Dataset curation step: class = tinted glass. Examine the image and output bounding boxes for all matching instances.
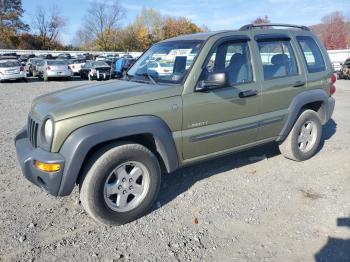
[0,61,20,67]
[258,40,298,80]
[47,60,66,66]
[92,61,109,67]
[296,36,326,73]
[128,40,203,83]
[204,41,253,85]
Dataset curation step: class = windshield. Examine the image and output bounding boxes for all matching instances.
[47,60,66,66]
[92,61,109,67]
[128,40,203,83]
[0,61,20,68]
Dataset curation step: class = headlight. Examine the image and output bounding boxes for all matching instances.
[43,118,53,144]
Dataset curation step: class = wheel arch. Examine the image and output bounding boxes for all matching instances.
[57,116,179,196]
[277,89,332,142]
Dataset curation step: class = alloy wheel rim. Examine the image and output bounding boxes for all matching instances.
[103,161,150,212]
[297,120,317,153]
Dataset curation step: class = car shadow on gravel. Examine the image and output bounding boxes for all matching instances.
[158,142,280,208]
[317,118,337,153]
[314,215,350,262]
[157,119,337,210]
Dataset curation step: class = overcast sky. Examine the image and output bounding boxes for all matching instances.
[22,0,350,44]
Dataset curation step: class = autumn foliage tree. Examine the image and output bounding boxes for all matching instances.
[0,0,28,48]
[320,12,348,50]
[162,17,202,39]
[252,16,270,24]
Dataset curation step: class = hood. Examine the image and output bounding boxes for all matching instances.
[31,80,182,121]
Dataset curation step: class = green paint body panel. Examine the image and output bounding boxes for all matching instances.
[29,28,333,167]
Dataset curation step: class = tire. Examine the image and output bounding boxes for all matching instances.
[80,143,161,226]
[278,109,322,161]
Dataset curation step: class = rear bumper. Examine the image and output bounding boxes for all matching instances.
[0,72,26,80]
[46,71,72,77]
[15,128,65,196]
[326,97,335,122]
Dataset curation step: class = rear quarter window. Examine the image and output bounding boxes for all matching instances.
[296,36,326,73]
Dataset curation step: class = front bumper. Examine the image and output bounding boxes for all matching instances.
[15,128,65,196]
[91,71,111,80]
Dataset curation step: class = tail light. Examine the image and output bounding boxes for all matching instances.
[330,74,336,96]
[47,66,51,71]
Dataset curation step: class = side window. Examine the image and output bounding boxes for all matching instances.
[296,36,326,73]
[258,40,298,80]
[204,41,253,86]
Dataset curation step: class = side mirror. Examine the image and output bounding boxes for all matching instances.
[196,73,226,92]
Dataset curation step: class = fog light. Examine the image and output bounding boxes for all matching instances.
[34,160,61,172]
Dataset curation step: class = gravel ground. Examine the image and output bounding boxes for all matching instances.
[0,77,349,262]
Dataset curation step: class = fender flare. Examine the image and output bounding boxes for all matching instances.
[277,89,333,142]
[57,116,179,196]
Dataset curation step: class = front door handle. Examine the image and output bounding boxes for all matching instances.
[293,81,306,87]
[239,89,258,98]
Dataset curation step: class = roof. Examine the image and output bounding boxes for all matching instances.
[160,30,236,42]
[160,24,310,43]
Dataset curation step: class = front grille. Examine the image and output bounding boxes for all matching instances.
[27,116,39,148]
[97,69,110,74]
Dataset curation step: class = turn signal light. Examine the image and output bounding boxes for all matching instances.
[34,160,61,172]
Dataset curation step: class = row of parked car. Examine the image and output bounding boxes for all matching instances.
[0,52,137,82]
[336,58,350,80]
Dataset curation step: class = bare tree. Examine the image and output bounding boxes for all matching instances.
[31,6,66,49]
[79,0,125,51]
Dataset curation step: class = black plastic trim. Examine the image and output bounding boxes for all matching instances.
[57,116,179,196]
[254,34,291,41]
[190,115,285,143]
[276,89,333,142]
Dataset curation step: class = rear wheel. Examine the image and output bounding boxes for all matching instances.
[278,109,322,161]
[79,143,161,225]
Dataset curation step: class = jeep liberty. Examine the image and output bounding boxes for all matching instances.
[15,24,336,225]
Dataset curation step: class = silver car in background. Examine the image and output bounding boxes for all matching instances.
[0,60,27,82]
[37,60,73,81]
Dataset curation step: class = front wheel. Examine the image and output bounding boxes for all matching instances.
[278,109,322,161]
[79,143,161,225]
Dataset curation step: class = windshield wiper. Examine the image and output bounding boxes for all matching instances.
[136,72,158,85]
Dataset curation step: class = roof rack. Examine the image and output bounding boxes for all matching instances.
[240,23,310,31]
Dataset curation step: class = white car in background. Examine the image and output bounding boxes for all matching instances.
[0,60,27,82]
[37,60,73,81]
[148,61,173,76]
[68,59,86,75]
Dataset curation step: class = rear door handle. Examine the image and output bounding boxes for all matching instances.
[239,89,258,98]
[293,81,306,87]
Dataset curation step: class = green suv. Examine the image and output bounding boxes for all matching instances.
[15,24,336,225]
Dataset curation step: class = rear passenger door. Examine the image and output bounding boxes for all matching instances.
[254,34,307,140]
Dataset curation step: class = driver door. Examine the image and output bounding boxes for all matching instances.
[182,39,260,160]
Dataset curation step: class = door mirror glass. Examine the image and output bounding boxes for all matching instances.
[196,73,226,92]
